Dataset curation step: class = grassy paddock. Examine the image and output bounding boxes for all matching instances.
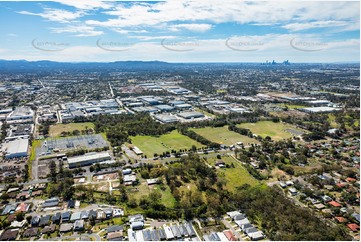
[237,121,306,141]
[190,126,259,146]
[49,122,95,137]
[131,130,204,157]
[204,155,259,191]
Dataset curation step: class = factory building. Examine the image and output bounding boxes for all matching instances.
[154,114,179,123]
[6,106,34,124]
[177,111,205,119]
[67,152,111,168]
[2,138,29,159]
[299,107,341,113]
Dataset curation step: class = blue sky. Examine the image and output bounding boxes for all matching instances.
[0,0,359,62]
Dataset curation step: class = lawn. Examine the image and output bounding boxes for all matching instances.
[190,126,259,146]
[49,122,95,137]
[130,130,204,157]
[204,155,259,191]
[126,178,176,208]
[237,121,306,141]
[277,103,308,109]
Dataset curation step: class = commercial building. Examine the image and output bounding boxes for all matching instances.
[2,138,29,159]
[299,107,341,113]
[155,104,174,112]
[154,114,179,123]
[6,106,34,123]
[139,96,161,105]
[67,152,111,168]
[177,111,205,119]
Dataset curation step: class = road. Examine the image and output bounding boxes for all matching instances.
[40,233,101,241]
[38,79,45,88]
[109,82,114,97]
[32,157,39,181]
[56,109,62,124]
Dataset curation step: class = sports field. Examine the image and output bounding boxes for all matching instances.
[131,130,204,157]
[204,155,259,191]
[49,122,95,137]
[190,126,259,146]
[237,121,306,141]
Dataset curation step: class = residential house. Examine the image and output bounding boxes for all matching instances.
[31,216,41,227]
[39,215,51,227]
[61,211,71,223]
[59,223,73,233]
[0,229,19,241]
[74,220,84,231]
[23,228,39,238]
[52,212,61,224]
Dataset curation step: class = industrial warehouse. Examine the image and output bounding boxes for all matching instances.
[67,151,111,168]
[1,138,29,159]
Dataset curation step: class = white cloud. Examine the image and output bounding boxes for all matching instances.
[51,25,103,36]
[1,34,359,63]
[169,24,213,32]
[17,8,85,23]
[53,0,113,10]
[86,0,359,30]
[282,21,350,31]
[129,35,178,41]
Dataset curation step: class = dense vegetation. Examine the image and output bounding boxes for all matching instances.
[233,185,352,241]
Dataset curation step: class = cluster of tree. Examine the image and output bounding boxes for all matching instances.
[232,185,352,241]
[91,113,175,146]
[0,121,8,142]
[89,161,125,173]
[38,120,56,136]
[228,124,253,137]
[59,128,92,137]
[47,160,74,200]
[180,129,220,149]
[65,146,109,157]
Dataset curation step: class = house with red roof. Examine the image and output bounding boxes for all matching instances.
[346,177,357,183]
[223,230,236,241]
[334,216,347,223]
[328,201,342,207]
[15,203,30,213]
[347,223,360,232]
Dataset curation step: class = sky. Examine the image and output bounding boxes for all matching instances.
[0,0,359,63]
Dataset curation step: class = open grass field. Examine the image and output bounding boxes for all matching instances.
[190,126,259,146]
[131,130,204,157]
[126,178,176,208]
[277,103,308,109]
[237,121,306,141]
[49,122,95,137]
[204,155,259,191]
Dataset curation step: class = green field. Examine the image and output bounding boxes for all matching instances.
[277,103,308,109]
[127,179,176,208]
[204,155,259,191]
[49,122,95,137]
[190,126,259,146]
[131,130,204,157]
[237,121,306,141]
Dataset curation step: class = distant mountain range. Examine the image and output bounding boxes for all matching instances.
[0,60,178,72]
[0,60,358,73]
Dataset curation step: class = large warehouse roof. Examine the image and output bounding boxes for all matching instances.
[299,107,341,113]
[2,138,29,158]
[67,152,111,165]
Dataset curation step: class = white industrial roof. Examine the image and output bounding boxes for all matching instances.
[2,138,29,156]
[67,152,110,164]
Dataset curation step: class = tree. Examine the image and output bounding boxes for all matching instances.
[16,212,25,222]
[49,160,57,182]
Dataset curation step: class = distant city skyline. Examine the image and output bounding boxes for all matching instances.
[0,0,359,62]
